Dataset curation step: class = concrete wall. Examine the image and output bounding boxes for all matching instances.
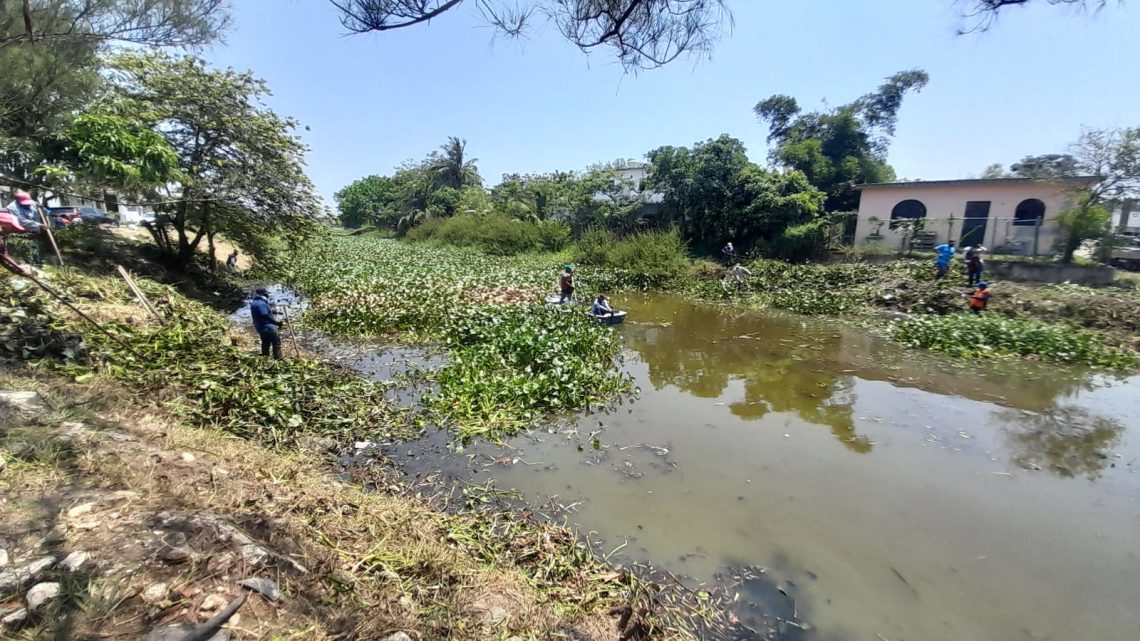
[854,180,1085,256]
[984,261,1117,287]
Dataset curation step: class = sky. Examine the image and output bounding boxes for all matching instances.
[204,0,1140,206]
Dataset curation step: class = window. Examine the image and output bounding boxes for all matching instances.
[890,199,927,228]
[1014,198,1046,227]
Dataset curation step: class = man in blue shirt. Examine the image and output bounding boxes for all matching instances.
[249,288,282,359]
[934,240,956,279]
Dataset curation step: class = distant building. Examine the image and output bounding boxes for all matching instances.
[853,177,1097,256]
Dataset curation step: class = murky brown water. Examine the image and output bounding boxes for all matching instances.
[387,293,1140,641]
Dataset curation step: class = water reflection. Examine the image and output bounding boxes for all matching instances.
[621,297,867,452]
[1000,406,1126,479]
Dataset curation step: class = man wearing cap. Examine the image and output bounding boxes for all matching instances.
[249,288,282,359]
[558,264,575,303]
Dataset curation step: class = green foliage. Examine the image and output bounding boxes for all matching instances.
[766,218,830,262]
[573,228,689,288]
[38,110,182,191]
[433,305,629,440]
[106,51,320,266]
[279,237,631,438]
[1057,198,1111,263]
[646,136,826,251]
[335,174,400,228]
[427,137,482,190]
[891,314,1135,369]
[406,213,569,255]
[755,70,928,211]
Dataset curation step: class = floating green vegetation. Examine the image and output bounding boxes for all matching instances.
[890,314,1136,369]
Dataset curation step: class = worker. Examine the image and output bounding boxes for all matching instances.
[592,294,615,317]
[721,241,737,264]
[964,245,986,286]
[934,240,956,279]
[249,287,282,359]
[558,264,575,303]
[728,263,751,288]
[226,249,240,273]
[965,281,991,314]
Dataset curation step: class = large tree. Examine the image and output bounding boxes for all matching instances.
[0,0,229,48]
[0,0,229,200]
[755,70,929,212]
[647,135,825,250]
[107,52,320,267]
[960,0,1112,31]
[428,136,481,190]
[1010,153,1082,178]
[330,0,731,70]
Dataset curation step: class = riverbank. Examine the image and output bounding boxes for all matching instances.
[0,241,709,640]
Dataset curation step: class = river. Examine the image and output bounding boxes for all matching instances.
[239,289,1140,640]
[382,293,1140,641]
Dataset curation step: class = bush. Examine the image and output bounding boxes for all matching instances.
[574,228,689,288]
[406,213,569,255]
[890,313,1136,369]
[766,218,830,262]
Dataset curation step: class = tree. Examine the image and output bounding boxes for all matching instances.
[107,52,320,267]
[0,0,230,48]
[335,174,400,228]
[330,0,731,71]
[647,135,825,250]
[980,163,1011,178]
[755,70,928,212]
[1010,153,1081,178]
[428,137,481,190]
[0,0,228,202]
[1056,196,1110,263]
[960,1,1112,32]
[1069,127,1140,205]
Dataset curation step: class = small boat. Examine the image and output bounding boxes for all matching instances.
[594,311,627,326]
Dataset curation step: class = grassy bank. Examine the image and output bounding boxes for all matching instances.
[0,246,709,640]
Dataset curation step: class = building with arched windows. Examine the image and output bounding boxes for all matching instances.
[853,177,1098,256]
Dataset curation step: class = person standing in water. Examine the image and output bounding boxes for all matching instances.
[558,264,575,303]
[249,288,282,359]
[934,240,956,279]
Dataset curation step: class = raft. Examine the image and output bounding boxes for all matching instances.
[594,311,627,326]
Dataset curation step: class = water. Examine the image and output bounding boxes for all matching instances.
[387,293,1140,641]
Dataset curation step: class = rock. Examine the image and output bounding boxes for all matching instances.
[239,577,281,602]
[383,633,414,641]
[25,582,61,611]
[147,623,232,641]
[0,556,57,596]
[66,501,98,519]
[141,582,169,604]
[207,552,235,573]
[199,593,229,613]
[44,525,67,544]
[9,442,34,460]
[0,549,7,570]
[1,607,27,627]
[0,391,46,414]
[180,452,195,463]
[297,435,338,454]
[379,570,400,582]
[239,544,269,567]
[61,551,89,572]
[159,545,192,564]
[0,455,6,474]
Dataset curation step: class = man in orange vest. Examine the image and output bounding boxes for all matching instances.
[965,281,991,314]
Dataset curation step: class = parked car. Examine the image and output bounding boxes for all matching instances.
[48,205,118,226]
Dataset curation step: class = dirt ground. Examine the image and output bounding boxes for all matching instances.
[113,226,255,272]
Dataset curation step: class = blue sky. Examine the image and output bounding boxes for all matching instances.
[207,0,1140,205]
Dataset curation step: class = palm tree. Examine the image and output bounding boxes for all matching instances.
[430,137,482,190]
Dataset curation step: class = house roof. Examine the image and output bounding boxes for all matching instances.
[856,176,1100,190]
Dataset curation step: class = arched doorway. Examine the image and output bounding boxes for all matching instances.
[890,199,927,228]
[1014,198,1046,226]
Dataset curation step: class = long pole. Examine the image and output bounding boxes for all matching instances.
[36,205,64,266]
[281,304,301,357]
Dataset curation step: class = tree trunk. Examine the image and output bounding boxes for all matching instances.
[1062,234,1080,264]
[207,229,217,272]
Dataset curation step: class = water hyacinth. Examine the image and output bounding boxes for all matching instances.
[890,314,1136,369]
[278,236,633,438]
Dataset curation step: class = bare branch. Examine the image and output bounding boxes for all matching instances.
[957,0,1112,34]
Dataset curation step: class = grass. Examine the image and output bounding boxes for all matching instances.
[1,372,692,641]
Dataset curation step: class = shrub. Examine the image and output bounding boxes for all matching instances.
[890,313,1136,369]
[574,228,689,288]
[766,218,830,262]
[406,213,569,255]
